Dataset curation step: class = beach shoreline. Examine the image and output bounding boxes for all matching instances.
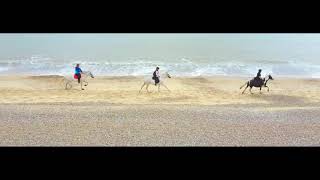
[0,75,319,105]
[0,75,319,146]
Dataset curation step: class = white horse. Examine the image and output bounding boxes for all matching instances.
[139,71,171,93]
[63,71,95,90]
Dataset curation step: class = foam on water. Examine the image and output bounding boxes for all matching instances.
[0,56,319,78]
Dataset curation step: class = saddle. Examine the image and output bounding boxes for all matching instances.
[253,77,261,81]
[252,77,264,86]
[74,74,80,79]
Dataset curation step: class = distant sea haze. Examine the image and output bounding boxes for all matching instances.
[1,34,320,78]
[0,55,320,78]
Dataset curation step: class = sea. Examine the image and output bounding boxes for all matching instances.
[0,55,319,78]
[0,34,320,78]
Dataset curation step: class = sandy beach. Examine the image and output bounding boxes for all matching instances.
[0,75,320,146]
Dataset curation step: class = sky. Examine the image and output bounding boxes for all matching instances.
[0,33,320,63]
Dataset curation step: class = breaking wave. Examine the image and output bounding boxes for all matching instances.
[0,56,319,78]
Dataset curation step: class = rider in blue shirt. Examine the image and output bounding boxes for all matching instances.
[75,64,82,83]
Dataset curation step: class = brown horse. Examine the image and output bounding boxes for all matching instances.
[240,74,274,94]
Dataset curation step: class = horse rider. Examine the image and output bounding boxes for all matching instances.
[254,69,262,81]
[74,64,83,83]
[152,67,160,86]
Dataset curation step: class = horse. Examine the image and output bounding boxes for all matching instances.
[139,71,172,93]
[240,74,274,94]
[63,71,95,90]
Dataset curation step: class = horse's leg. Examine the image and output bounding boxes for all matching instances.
[266,86,269,92]
[158,83,160,92]
[242,84,249,94]
[240,81,248,89]
[260,87,262,94]
[161,83,170,92]
[249,86,253,94]
[139,83,145,93]
[146,84,150,93]
[84,80,88,86]
[81,81,84,90]
[65,81,72,90]
[65,82,69,90]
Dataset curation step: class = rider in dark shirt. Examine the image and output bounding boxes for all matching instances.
[152,67,160,86]
[255,69,262,81]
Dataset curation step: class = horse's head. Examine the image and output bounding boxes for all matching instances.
[263,74,273,86]
[84,71,94,78]
[89,72,95,78]
[268,74,274,80]
[165,71,171,78]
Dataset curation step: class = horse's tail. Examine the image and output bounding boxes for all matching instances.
[240,81,248,89]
